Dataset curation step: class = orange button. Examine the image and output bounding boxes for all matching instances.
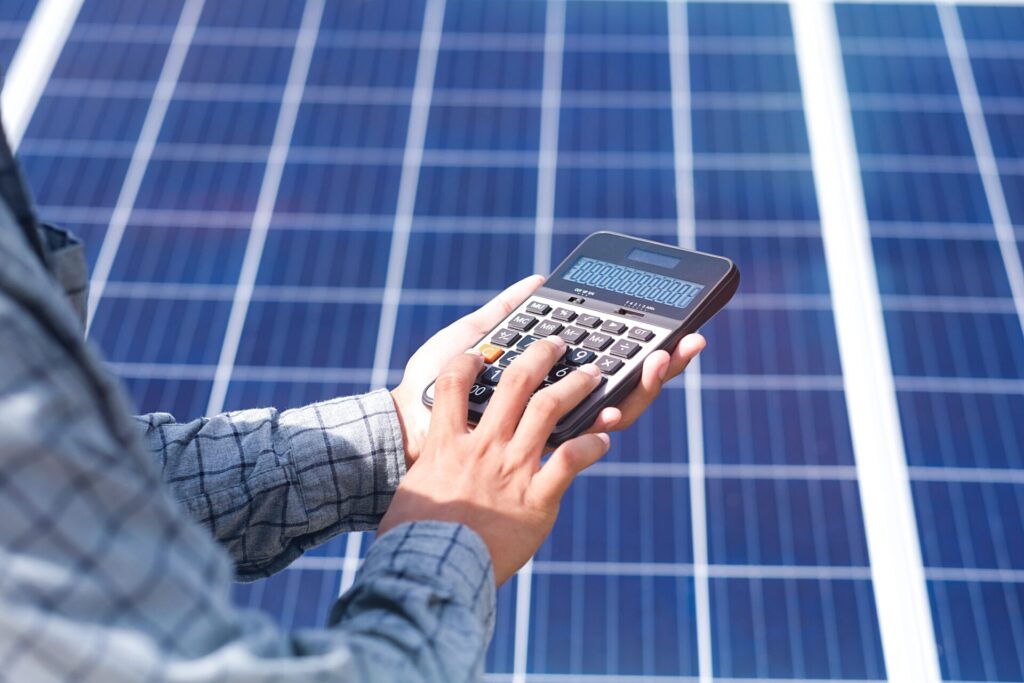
[478,343,504,364]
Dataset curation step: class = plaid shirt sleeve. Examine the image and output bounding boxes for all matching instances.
[134,389,408,580]
[0,164,497,680]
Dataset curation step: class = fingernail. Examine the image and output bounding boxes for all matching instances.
[596,433,611,449]
[579,363,601,378]
[544,335,566,351]
[658,363,669,381]
[465,347,483,357]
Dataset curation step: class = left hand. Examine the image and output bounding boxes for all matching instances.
[389,274,707,469]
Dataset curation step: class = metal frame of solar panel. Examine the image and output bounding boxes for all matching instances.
[4,0,1024,681]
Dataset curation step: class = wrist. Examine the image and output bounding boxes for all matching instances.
[389,387,417,470]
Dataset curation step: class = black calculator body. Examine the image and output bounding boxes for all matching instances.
[422,232,740,447]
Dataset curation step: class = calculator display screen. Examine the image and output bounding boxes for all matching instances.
[562,256,705,309]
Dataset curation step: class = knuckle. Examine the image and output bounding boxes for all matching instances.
[435,369,467,393]
[500,366,535,392]
[529,390,562,415]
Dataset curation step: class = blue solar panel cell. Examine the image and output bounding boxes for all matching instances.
[555,167,675,219]
[51,38,171,82]
[834,3,943,40]
[120,377,212,421]
[307,46,420,88]
[538,475,693,564]
[257,229,391,288]
[0,0,36,22]
[25,94,150,143]
[180,44,295,87]
[999,172,1024,225]
[873,237,1013,298]
[703,389,856,467]
[692,107,809,155]
[565,0,667,37]
[559,106,673,153]
[985,111,1024,159]
[915,480,1024,570]
[388,304,476,370]
[415,165,537,217]
[959,5,1024,42]
[687,2,792,39]
[706,478,869,566]
[861,170,992,225]
[697,235,830,295]
[601,386,687,464]
[690,52,801,95]
[968,56,1024,99]
[75,0,184,27]
[223,381,371,414]
[434,48,544,91]
[403,232,533,289]
[319,0,425,33]
[89,297,231,364]
[562,49,672,93]
[293,102,411,149]
[899,391,1024,470]
[110,225,248,284]
[160,100,281,146]
[486,582,519,674]
[530,574,699,676]
[710,578,885,679]
[19,153,131,209]
[851,108,974,158]
[197,0,305,30]
[444,0,546,35]
[233,568,341,631]
[275,162,402,215]
[929,579,1024,683]
[135,159,266,212]
[694,169,818,221]
[235,301,381,369]
[426,104,540,151]
[885,310,1024,379]
[703,307,843,376]
[843,53,958,97]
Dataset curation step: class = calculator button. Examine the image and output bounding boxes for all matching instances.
[576,314,602,328]
[515,335,539,351]
[628,327,655,342]
[551,307,577,322]
[566,348,597,366]
[582,332,613,352]
[600,320,628,335]
[490,328,521,347]
[596,356,624,375]
[480,366,504,385]
[559,326,588,344]
[609,339,641,359]
[547,364,573,383]
[534,320,564,337]
[526,301,551,315]
[478,344,504,363]
[468,383,493,404]
[498,351,521,366]
[508,314,538,332]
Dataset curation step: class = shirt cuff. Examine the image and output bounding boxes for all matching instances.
[358,521,497,638]
[289,389,407,533]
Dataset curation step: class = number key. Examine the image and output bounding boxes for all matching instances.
[508,314,538,332]
[547,364,573,383]
[480,366,504,385]
[516,335,540,351]
[566,348,597,366]
[498,351,521,366]
[468,383,493,404]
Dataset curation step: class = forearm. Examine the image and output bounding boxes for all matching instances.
[136,389,407,579]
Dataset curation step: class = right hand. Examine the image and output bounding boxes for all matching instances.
[378,335,611,585]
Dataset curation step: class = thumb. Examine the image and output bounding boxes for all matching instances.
[529,433,611,508]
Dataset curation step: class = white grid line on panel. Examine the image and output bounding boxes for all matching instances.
[1,0,83,151]
[515,3,566,681]
[346,0,446,596]
[937,4,1024,352]
[206,0,326,416]
[791,2,942,681]
[667,3,712,682]
[84,0,206,331]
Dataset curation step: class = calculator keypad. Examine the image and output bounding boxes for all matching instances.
[448,297,666,429]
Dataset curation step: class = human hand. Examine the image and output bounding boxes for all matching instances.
[379,335,610,585]
[389,275,707,468]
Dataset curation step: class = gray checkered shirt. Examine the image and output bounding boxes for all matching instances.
[0,125,495,682]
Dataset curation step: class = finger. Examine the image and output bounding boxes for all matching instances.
[512,363,603,454]
[587,406,623,433]
[430,350,484,435]
[613,334,706,428]
[465,274,545,335]
[529,433,611,508]
[477,335,565,437]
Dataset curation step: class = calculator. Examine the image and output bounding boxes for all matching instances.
[422,232,740,447]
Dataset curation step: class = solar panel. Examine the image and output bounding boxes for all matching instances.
[5,0,1024,680]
